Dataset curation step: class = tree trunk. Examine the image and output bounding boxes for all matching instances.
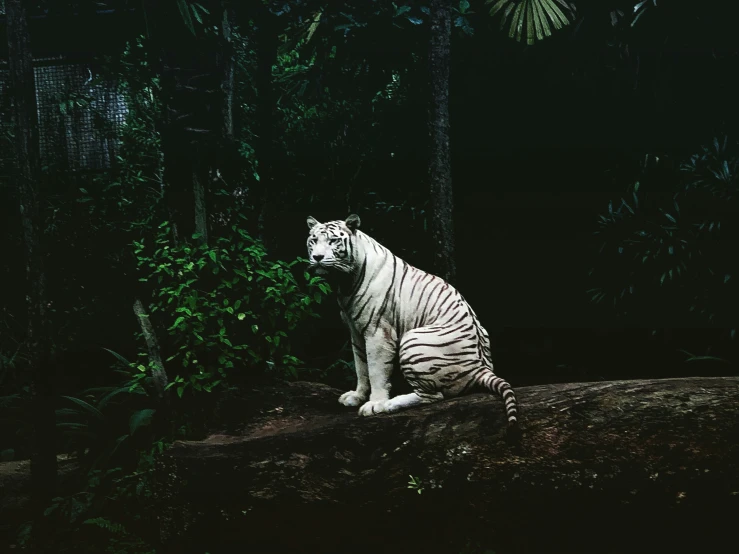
[148,1,235,247]
[218,1,235,147]
[209,1,237,229]
[6,0,57,511]
[154,377,739,554]
[253,5,277,246]
[428,0,456,284]
[193,150,209,243]
[146,0,222,246]
[132,299,169,399]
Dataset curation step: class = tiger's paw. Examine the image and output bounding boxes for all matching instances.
[339,390,369,407]
[358,399,390,417]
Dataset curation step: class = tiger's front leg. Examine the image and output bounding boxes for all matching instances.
[357,329,397,417]
[338,313,370,407]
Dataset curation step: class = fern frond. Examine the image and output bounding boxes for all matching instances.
[486,0,576,45]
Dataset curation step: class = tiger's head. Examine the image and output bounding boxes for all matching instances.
[306,214,361,276]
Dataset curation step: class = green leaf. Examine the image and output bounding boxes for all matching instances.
[191,4,203,23]
[395,4,412,16]
[55,408,83,417]
[129,409,156,435]
[61,396,105,421]
[545,0,569,29]
[531,0,548,40]
[98,387,134,410]
[525,0,536,44]
[509,1,524,39]
[56,422,90,430]
[487,0,509,17]
[169,316,186,330]
[101,347,132,367]
[177,0,196,35]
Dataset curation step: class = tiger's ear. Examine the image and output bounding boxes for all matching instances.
[307,216,320,230]
[345,214,361,233]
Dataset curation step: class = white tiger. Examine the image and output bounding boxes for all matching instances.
[306,214,518,428]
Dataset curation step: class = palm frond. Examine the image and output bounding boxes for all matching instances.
[632,0,658,28]
[486,0,576,45]
[305,10,323,44]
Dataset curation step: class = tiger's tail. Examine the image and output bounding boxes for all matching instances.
[478,371,519,428]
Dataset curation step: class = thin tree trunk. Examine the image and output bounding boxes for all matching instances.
[428,0,456,284]
[210,0,237,226]
[146,0,202,245]
[193,151,209,243]
[6,0,57,510]
[147,0,238,246]
[132,299,169,399]
[254,6,277,246]
[219,2,235,146]
[132,297,171,444]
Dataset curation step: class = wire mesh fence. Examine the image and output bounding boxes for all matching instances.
[0,56,129,175]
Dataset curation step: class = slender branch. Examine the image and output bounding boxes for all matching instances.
[133,298,169,399]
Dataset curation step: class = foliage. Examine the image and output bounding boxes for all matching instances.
[53,348,155,470]
[133,217,329,396]
[85,35,164,235]
[18,453,161,554]
[486,0,575,44]
[15,344,165,553]
[270,7,420,167]
[33,35,165,358]
[408,474,424,494]
[175,0,211,36]
[588,136,739,330]
[7,19,331,552]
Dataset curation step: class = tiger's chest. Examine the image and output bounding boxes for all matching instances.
[338,280,409,336]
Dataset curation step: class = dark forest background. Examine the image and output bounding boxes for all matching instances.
[1,0,738,552]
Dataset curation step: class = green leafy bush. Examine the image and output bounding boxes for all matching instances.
[133,218,329,397]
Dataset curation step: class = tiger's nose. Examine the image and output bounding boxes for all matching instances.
[313,254,324,262]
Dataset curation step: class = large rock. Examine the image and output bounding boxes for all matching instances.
[155,377,739,554]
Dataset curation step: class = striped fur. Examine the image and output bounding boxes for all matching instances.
[306,214,518,427]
